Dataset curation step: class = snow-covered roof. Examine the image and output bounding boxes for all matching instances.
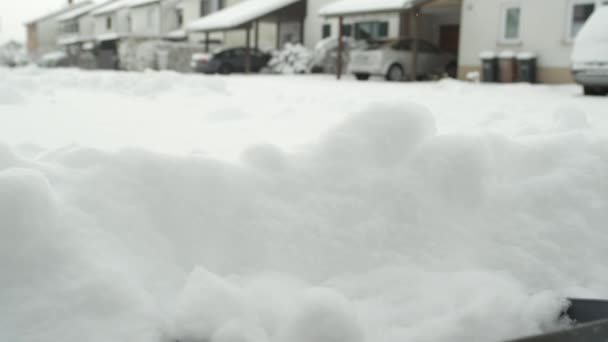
[319,0,421,17]
[166,29,187,39]
[129,0,160,8]
[91,0,130,16]
[56,3,100,22]
[57,35,81,46]
[96,32,121,41]
[25,1,93,24]
[187,0,301,32]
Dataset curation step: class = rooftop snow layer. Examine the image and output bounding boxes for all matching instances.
[25,1,93,24]
[56,2,101,21]
[319,0,420,17]
[91,0,130,16]
[187,0,300,32]
[129,0,160,8]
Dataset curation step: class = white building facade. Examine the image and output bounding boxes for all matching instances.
[458,0,608,83]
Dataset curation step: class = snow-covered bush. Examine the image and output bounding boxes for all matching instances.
[0,41,28,67]
[266,43,313,74]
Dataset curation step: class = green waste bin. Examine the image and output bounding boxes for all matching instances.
[480,51,498,82]
[516,52,538,83]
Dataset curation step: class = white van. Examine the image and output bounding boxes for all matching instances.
[572,6,608,96]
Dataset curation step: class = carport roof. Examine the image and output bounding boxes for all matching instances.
[187,0,300,32]
[319,0,427,17]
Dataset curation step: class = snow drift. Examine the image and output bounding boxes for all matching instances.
[1,68,608,342]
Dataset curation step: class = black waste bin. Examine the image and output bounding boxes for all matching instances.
[480,51,498,82]
[516,52,537,83]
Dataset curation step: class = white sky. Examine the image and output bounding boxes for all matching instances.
[0,0,93,43]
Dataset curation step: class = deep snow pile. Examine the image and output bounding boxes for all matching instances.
[266,43,313,74]
[1,68,608,342]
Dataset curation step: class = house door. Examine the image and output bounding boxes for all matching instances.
[439,25,460,53]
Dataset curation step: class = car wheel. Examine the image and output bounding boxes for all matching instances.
[583,86,606,96]
[386,64,404,82]
[218,64,232,75]
[355,73,370,81]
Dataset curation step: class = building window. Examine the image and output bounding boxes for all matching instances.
[342,24,352,37]
[218,0,225,10]
[569,1,595,39]
[322,24,331,38]
[106,16,112,30]
[176,9,184,27]
[200,0,211,16]
[500,3,521,43]
[354,21,389,40]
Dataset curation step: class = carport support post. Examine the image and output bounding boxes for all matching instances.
[205,31,210,52]
[254,20,260,50]
[410,7,419,81]
[245,25,251,73]
[337,16,344,80]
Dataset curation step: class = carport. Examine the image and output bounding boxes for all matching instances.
[319,0,461,80]
[186,0,306,73]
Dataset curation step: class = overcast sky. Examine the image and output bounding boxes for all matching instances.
[0,0,95,43]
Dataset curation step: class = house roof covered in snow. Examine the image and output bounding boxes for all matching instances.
[56,2,103,22]
[129,0,161,8]
[187,0,301,32]
[319,0,425,17]
[25,1,93,25]
[91,0,130,16]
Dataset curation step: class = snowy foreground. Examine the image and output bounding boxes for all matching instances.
[1,67,608,342]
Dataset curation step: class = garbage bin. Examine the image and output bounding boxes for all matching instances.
[498,50,516,83]
[480,51,498,82]
[516,52,537,83]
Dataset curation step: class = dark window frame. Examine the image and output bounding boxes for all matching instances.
[322,24,331,38]
[354,21,390,40]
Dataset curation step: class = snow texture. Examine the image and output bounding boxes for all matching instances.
[92,0,130,16]
[1,68,608,342]
[56,2,99,22]
[266,43,313,74]
[187,0,300,32]
[319,0,417,17]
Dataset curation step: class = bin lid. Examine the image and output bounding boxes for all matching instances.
[479,51,496,59]
[498,50,516,59]
[516,52,537,60]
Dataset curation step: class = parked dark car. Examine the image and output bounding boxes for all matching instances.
[191,47,271,74]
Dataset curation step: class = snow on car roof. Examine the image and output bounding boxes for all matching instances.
[187,0,300,32]
[319,0,421,17]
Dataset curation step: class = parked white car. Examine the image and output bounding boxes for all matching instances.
[572,6,608,96]
[349,39,456,81]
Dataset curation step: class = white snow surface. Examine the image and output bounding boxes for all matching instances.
[2,67,608,342]
[187,0,300,32]
[319,0,417,17]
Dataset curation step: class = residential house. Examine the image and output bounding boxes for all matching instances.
[185,0,309,51]
[91,0,133,68]
[57,1,116,66]
[318,0,463,58]
[458,0,608,83]
[25,1,92,60]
